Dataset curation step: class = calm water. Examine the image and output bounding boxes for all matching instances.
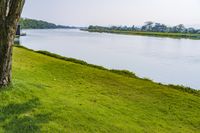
[20,29,200,90]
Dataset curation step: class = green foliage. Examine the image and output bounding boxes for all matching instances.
[109,69,137,78]
[0,47,199,132]
[167,84,200,96]
[19,18,72,29]
[88,23,200,34]
[86,28,200,39]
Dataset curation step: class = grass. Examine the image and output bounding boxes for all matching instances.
[0,46,199,133]
[86,29,200,39]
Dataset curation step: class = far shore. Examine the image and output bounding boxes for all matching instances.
[85,29,200,40]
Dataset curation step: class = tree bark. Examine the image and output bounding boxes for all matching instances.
[0,26,14,86]
[0,0,25,87]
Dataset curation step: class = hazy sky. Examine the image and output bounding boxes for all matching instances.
[22,0,200,27]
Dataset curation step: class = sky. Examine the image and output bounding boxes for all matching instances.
[22,0,200,28]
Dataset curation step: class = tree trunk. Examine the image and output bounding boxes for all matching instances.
[0,0,25,87]
[0,27,15,87]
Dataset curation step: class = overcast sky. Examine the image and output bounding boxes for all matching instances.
[22,0,200,27]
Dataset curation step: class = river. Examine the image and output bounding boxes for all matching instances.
[19,29,200,90]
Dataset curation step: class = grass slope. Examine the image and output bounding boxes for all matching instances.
[0,47,199,133]
[86,29,200,39]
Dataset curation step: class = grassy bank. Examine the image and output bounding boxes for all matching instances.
[0,46,199,132]
[86,29,200,39]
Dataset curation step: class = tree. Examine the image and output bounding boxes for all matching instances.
[0,0,25,87]
[131,25,135,30]
[145,21,154,26]
[152,23,167,32]
[171,24,186,33]
[187,28,195,33]
[142,21,154,31]
[177,24,186,33]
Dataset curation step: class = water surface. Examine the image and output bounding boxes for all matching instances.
[20,29,200,89]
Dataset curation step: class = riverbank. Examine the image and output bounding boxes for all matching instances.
[0,46,199,132]
[85,29,200,39]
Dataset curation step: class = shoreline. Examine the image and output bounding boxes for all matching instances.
[14,44,200,95]
[84,29,200,40]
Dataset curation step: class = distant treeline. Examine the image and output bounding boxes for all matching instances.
[88,22,200,34]
[19,18,75,29]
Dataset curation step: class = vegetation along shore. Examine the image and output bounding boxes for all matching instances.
[19,18,76,29]
[86,23,200,39]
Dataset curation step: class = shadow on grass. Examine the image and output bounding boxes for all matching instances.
[0,98,51,133]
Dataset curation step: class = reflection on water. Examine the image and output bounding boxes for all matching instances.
[20,29,200,89]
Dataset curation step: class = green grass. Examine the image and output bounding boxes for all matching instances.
[0,47,199,133]
[86,29,200,39]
